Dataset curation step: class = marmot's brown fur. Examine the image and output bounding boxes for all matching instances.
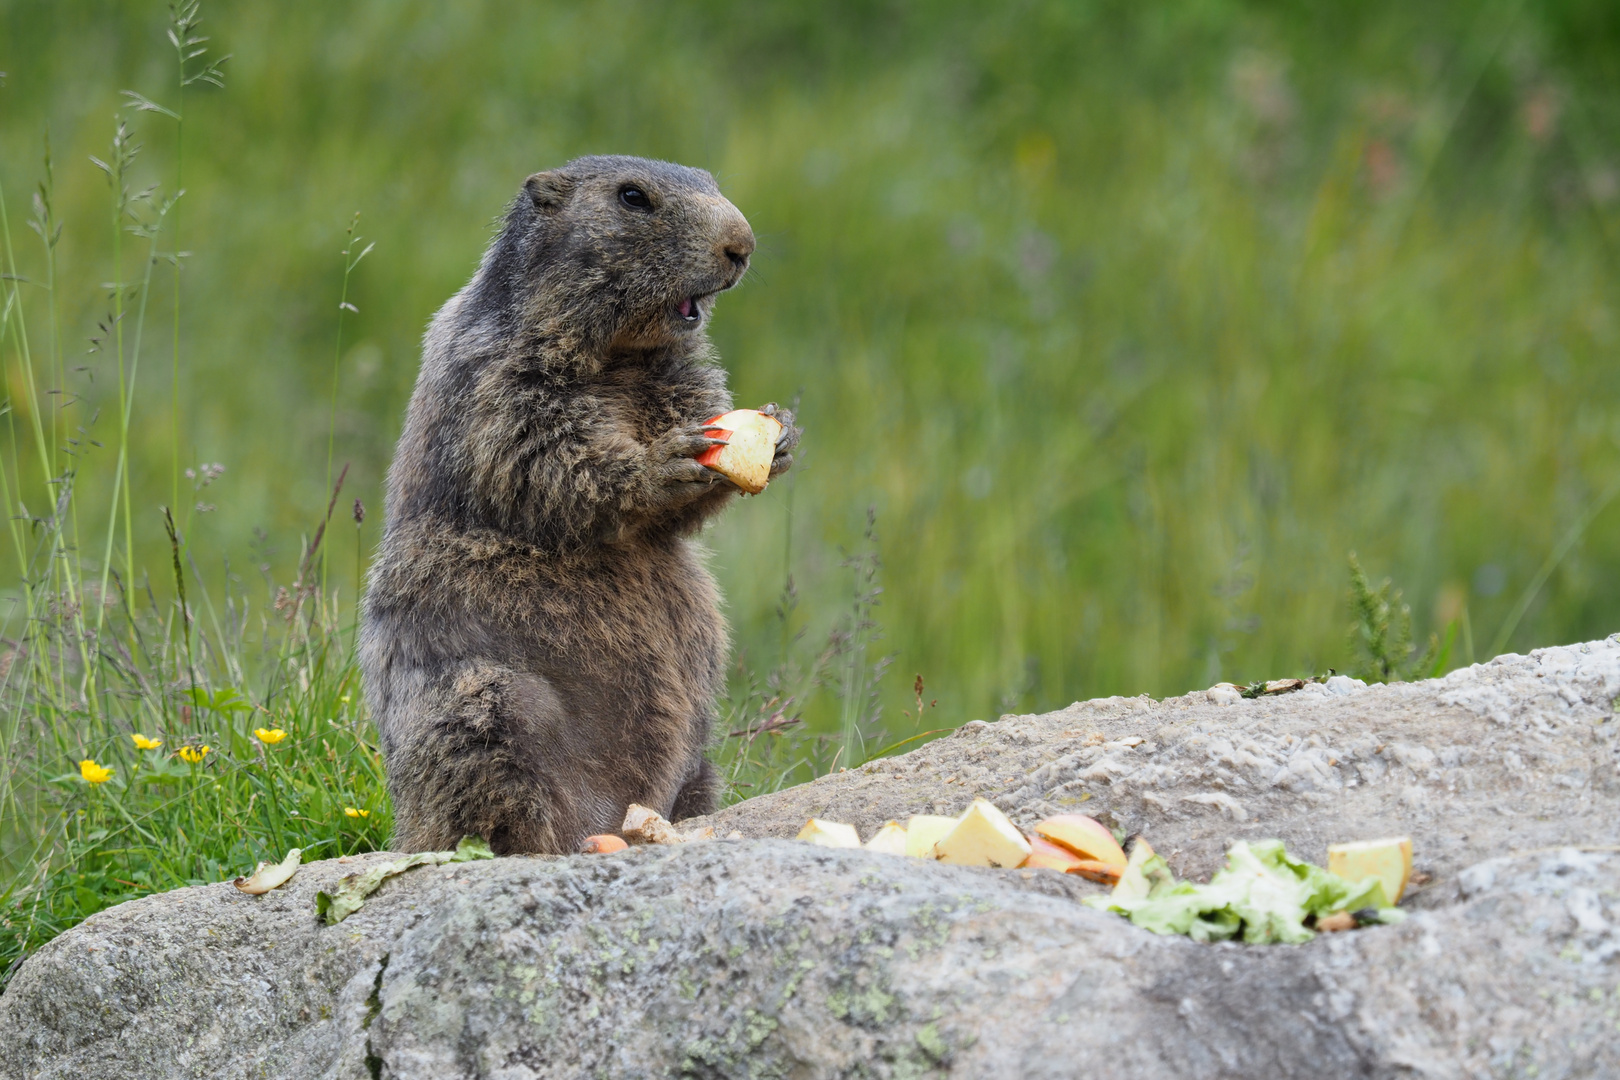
[359,156,798,855]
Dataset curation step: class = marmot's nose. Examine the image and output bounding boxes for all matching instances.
[718,219,755,275]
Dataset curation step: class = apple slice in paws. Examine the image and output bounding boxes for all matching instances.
[697,409,783,494]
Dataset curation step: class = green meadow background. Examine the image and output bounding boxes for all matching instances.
[2,1,1619,808]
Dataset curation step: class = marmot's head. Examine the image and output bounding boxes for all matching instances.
[482,155,754,353]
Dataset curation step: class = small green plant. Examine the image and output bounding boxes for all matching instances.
[1346,553,1441,683]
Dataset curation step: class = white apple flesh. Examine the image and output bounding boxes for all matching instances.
[697,409,783,494]
[934,798,1032,869]
[864,821,909,855]
[1327,836,1413,904]
[796,818,862,849]
[904,814,958,858]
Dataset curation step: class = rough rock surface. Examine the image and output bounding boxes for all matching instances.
[3,637,1619,1079]
[700,636,1620,909]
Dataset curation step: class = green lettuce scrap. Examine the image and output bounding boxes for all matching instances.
[1083,838,1405,944]
[315,836,495,925]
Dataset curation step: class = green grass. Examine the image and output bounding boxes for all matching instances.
[2,0,1620,984]
[1,1,1613,720]
[0,7,393,982]
[0,607,390,987]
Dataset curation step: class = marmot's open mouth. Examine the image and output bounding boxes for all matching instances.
[676,294,711,325]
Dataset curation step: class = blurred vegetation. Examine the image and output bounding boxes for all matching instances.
[2,0,1620,971]
[3,0,1618,715]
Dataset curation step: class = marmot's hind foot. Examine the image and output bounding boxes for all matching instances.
[670,757,720,821]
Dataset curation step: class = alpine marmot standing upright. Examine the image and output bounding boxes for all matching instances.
[360,155,798,855]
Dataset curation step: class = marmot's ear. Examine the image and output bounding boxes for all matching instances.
[525,171,575,212]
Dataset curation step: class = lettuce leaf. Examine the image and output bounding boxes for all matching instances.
[315,835,495,925]
[1084,838,1404,944]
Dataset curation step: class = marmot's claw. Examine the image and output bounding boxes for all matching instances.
[757,405,799,442]
[644,425,729,505]
[653,424,727,466]
[763,405,801,476]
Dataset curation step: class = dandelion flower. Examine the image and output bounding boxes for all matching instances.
[79,759,113,785]
[131,734,163,750]
[344,807,370,819]
[253,727,288,745]
[179,745,211,764]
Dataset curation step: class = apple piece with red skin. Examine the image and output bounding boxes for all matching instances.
[1024,834,1086,873]
[1025,835,1125,883]
[696,409,783,494]
[1034,814,1128,868]
[580,834,628,854]
[1066,859,1123,886]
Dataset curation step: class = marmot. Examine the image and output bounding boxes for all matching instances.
[359,155,798,855]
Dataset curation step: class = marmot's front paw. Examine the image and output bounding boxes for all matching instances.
[758,403,801,478]
[646,423,729,501]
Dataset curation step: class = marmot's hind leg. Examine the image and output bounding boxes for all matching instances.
[385,662,578,855]
[670,757,719,821]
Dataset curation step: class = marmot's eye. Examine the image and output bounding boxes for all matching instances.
[619,186,652,210]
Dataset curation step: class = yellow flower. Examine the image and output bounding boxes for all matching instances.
[131,733,163,750]
[79,759,113,785]
[253,727,288,745]
[179,745,211,764]
[344,807,370,819]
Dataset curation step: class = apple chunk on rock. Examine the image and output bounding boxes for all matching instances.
[1065,859,1124,886]
[934,798,1032,869]
[796,818,862,849]
[579,834,628,854]
[864,821,909,855]
[904,814,957,859]
[1327,836,1413,904]
[1023,834,1086,873]
[1024,835,1123,883]
[1034,815,1128,869]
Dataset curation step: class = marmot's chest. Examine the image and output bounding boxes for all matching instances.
[537,541,725,726]
[590,361,721,444]
[539,540,722,659]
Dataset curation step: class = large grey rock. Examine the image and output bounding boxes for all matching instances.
[3,637,1618,1079]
